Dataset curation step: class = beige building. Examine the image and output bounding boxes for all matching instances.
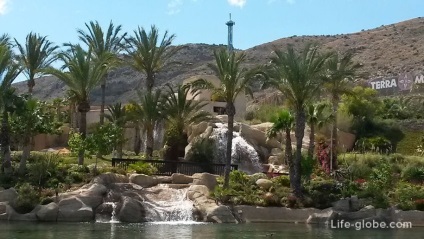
[183,75,247,120]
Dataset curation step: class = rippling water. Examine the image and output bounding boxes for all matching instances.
[0,222,422,239]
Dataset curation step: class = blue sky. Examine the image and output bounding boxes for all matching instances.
[1,0,423,51]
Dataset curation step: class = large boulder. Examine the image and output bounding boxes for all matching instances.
[0,188,18,203]
[171,173,193,184]
[192,173,218,191]
[332,196,362,212]
[36,202,59,222]
[129,174,159,188]
[255,179,273,191]
[91,173,129,186]
[117,197,144,223]
[188,122,208,142]
[187,185,237,223]
[57,197,94,222]
[240,123,281,149]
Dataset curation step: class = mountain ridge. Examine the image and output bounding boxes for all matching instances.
[13,17,424,104]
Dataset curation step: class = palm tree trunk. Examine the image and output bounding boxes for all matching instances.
[99,78,106,125]
[145,126,154,159]
[1,111,12,174]
[19,135,31,174]
[285,128,294,187]
[331,98,339,170]
[146,73,154,93]
[78,111,87,165]
[134,125,141,155]
[293,109,306,198]
[223,102,235,189]
[28,79,34,94]
[308,124,315,160]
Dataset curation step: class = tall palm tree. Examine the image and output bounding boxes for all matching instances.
[322,50,361,170]
[0,40,22,174]
[46,45,109,165]
[14,32,58,94]
[77,21,127,124]
[267,110,294,185]
[125,25,182,92]
[161,84,211,161]
[266,43,331,197]
[190,49,260,188]
[306,103,333,160]
[105,103,128,158]
[131,90,163,159]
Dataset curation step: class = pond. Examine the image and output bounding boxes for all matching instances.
[0,222,422,239]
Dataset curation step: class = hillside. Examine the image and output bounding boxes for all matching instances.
[13,17,424,104]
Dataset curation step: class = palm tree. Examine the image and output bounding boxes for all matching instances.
[105,103,128,158]
[46,45,109,165]
[306,103,333,160]
[322,50,361,170]
[125,25,182,92]
[14,32,58,94]
[77,21,127,125]
[161,84,211,161]
[266,43,331,197]
[0,40,22,174]
[190,49,260,188]
[267,110,294,185]
[131,90,163,159]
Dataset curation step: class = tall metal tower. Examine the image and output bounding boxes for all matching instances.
[226,14,235,52]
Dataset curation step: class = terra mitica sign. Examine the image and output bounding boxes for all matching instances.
[368,72,424,95]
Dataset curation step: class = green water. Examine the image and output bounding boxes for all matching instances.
[0,222,422,239]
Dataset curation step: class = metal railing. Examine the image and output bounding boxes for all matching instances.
[111,158,238,176]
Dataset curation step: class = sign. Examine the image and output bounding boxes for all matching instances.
[368,72,424,95]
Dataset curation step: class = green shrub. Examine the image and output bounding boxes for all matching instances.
[397,131,424,155]
[356,136,392,153]
[28,153,59,188]
[13,183,40,214]
[128,162,157,175]
[186,137,215,173]
[401,164,424,182]
[348,162,373,179]
[272,175,290,188]
[252,104,286,123]
[392,182,424,210]
[305,179,341,209]
[301,155,316,180]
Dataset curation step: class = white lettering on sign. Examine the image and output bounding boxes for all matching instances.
[370,78,397,90]
[415,74,424,84]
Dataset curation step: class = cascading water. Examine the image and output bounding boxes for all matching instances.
[210,123,263,174]
[141,185,197,224]
[104,202,119,223]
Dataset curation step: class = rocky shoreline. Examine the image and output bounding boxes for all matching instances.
[1,172,423,227]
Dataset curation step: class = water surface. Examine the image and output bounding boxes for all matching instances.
[0,222,422,239]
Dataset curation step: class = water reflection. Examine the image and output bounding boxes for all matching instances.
[0,222,422,239]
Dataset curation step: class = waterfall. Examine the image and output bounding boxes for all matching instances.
[210,123,262,174]
[104,202,119,223]
[142,185,198,224]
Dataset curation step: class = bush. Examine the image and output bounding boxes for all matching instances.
[186,137,215,173]
[401,164,424,182]
[28,153,59,188]
[128,162,157,175]
[392,182,424,210]
[272,175,290,187]
[13,183,40,214]
[304,179,342,209]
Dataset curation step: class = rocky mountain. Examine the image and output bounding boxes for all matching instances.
[13,17,424,104]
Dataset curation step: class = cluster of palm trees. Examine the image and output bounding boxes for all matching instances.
[265,43,361,197]
[1,21,360,197]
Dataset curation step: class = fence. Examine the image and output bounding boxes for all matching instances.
[111,158,238,176]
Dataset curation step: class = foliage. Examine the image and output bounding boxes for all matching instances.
[304,178,341,209]
[67,131,96,157]
[392,182,424,210]
[271,175,291,187]
[28,153,60,188]
[356,136,392,153]
[127,162,157,175]
[401,163,424,182]
[186,137,215,173]
[397,131,424,155]
[301,154,316,180]
[248,104,286,123]
[13,183,41,214]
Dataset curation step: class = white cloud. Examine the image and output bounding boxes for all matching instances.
[0,0,9,15]
[167,0,183,15]
[228,0,246,8]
